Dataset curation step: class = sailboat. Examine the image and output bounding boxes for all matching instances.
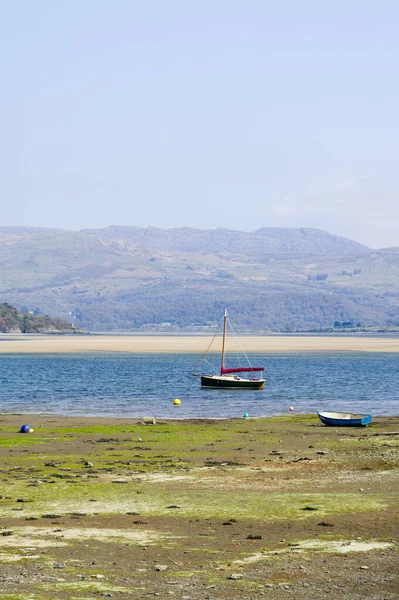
[193,310,265,389]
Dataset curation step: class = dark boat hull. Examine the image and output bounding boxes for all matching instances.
[201,375,265,389]
[318,412,372,427]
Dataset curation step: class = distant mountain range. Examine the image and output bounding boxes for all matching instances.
[0,225,398,331]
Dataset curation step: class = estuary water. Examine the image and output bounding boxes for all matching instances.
[0,352,398,418]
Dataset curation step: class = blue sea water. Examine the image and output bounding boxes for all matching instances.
[0,352,398,418]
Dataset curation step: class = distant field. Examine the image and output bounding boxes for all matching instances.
[0,334,398,353]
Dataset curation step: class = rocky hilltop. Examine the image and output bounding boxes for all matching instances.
[81,225,368,256]
[0,225,397,331]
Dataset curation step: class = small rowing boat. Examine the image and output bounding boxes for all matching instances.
[318,411,372,427]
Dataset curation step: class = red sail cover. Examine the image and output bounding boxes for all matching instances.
[221,367,264,374]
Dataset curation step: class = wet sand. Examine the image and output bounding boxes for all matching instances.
[0,333,398,353]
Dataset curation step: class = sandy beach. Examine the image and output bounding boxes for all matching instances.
[0,413,397,599]
[0,333,398,354]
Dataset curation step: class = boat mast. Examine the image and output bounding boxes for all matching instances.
[220,309,227,375]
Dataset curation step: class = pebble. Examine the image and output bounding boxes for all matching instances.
[227,573,243,580]
[155,564,168,572]
[360,565,370,570]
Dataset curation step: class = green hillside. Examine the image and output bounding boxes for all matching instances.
[0,303,80,333]
[0,226,398,331]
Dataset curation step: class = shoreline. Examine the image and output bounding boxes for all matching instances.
[0,333,398,353]
[1,413,398,424]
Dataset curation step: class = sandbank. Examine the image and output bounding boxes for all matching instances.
[0,333,398,354]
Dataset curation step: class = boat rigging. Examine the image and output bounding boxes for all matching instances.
[192,310,265,389]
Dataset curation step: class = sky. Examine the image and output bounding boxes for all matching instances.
[1,1,398,249]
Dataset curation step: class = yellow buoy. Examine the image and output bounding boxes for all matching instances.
[173,398,181,406]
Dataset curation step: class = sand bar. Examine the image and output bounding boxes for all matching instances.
[0,333,398,353]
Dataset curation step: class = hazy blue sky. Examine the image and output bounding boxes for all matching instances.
[1,1,398,248]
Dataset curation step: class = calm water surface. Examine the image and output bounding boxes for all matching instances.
[0,353,398,418]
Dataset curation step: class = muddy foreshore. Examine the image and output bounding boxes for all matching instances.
[0,413,398,599]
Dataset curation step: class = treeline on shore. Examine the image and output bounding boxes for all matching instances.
[0,303,79,333]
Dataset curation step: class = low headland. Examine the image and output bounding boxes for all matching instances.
[0,303,80,334]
